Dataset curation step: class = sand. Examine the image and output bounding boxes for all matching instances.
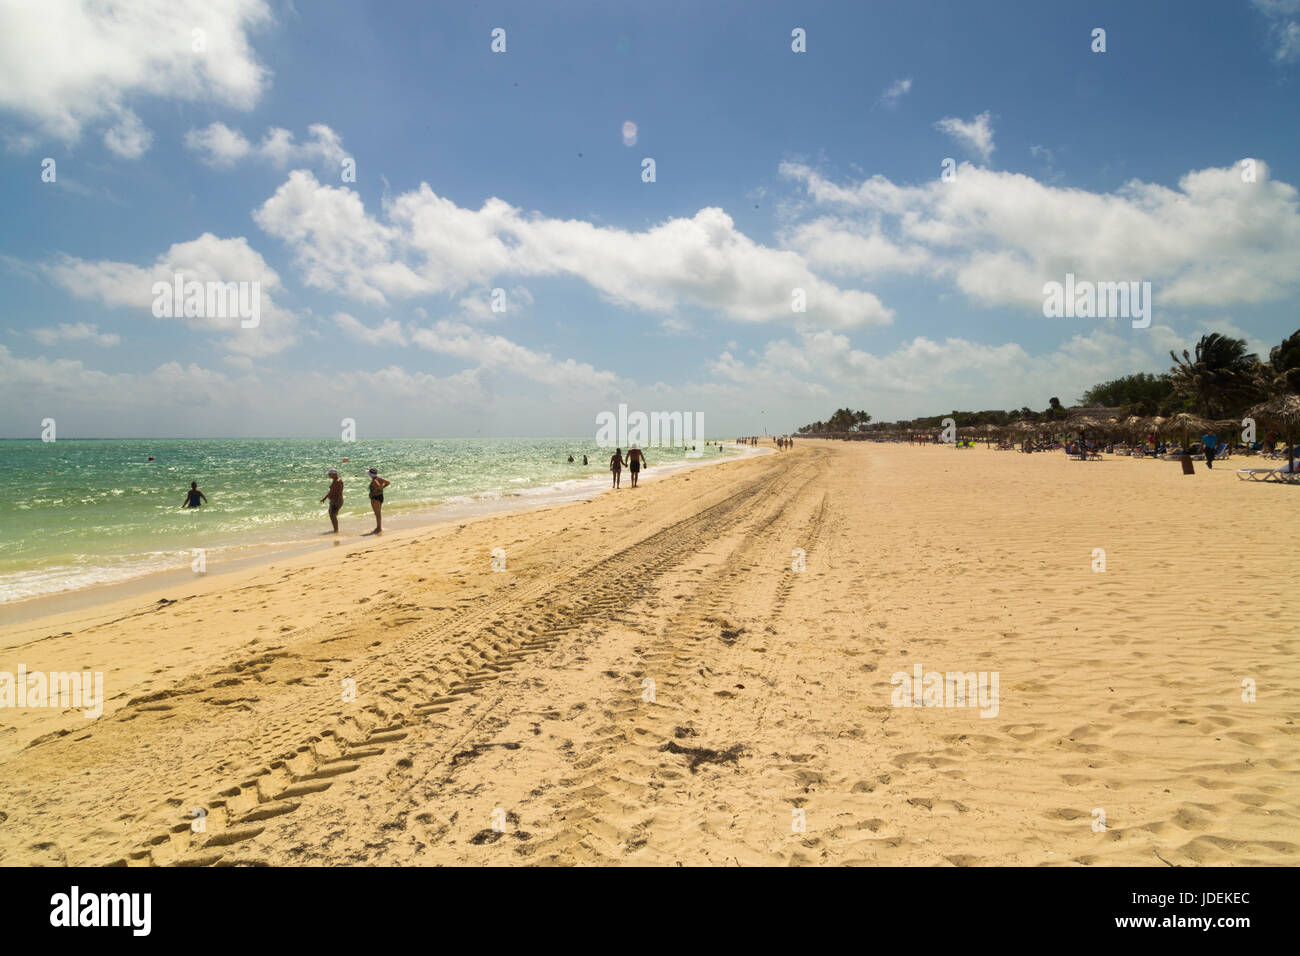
[0,441,1296,866]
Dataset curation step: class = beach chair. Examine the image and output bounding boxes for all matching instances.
[1237,468,1300,483]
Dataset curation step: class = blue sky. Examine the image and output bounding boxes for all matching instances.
[1,0,1298,438]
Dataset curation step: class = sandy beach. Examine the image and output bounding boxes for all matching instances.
[0,441,1296,866]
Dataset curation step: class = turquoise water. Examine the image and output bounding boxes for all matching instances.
[0,438,733,603]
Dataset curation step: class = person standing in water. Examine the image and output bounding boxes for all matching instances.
[320,468,344,533]
[609,447,625,488]
[366,467,390,535]
[625,443,648,487]
[182,481,208,508]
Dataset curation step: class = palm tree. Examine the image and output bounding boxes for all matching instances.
[1264,329,1300,397]
[1168,333,1260,418]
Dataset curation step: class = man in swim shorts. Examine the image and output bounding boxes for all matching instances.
[625,443,648,487]
[320,468,343,533]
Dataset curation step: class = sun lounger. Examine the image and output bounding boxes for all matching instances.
[1237,468,1300,483]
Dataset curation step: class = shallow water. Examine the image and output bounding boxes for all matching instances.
[0,437,731,602]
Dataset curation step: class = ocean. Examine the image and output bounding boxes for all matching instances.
[0,437,735,604]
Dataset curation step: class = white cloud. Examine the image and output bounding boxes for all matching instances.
[1253,0,1300,61]
[780,159,1300,311]
[878,77,913,109]
[0,344,490,435]
[182,122,252,166]
[254,171,892,328]
[38,233,298,356]
[782,217,932,277]
[706,322,1201,422]
[0,0,271,150]
[102,108,152,159]
[30,322,120,347]
[184,122,346,170]
[333,312,407,347]
[409,320,620,390]
[934,111,995,163]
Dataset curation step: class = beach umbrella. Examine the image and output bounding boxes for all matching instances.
[1067,415,1109,456]
[1142,415,1166,442]
[1246,394,1300,473]
[1119,415,1145,437]
[1165,412,1212,450]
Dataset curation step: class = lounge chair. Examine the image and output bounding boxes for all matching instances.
[1237,467,1300,483]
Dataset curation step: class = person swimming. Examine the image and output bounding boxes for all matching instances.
[182,481,207,508]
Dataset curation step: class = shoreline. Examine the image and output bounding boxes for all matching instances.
[0,442,767,628]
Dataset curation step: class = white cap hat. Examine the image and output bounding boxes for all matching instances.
[328,468,338,476]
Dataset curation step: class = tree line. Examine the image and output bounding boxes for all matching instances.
[794,329,1299,434]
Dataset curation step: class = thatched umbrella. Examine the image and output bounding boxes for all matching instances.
[1246,394,1300,472]
[1164,412,1212,451]
[1067,415,1108,456]
[1139,415,1166,444]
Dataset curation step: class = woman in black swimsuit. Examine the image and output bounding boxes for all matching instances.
[609,448,625,489]
[366,467,390,535]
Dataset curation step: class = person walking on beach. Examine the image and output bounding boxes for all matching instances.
[1202,431,1219,469]
[582,455,588,465]
[609,448,625,488]
[366,467,390,535]
[320,468,344,533]
[626,444,648,488]
[182,481,208,508]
